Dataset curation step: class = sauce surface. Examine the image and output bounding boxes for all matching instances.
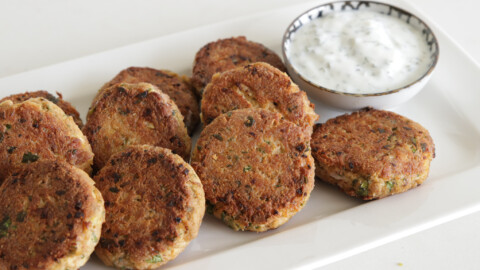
[287,10,431,94]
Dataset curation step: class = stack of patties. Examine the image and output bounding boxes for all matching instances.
[84,73,205,268]
[0,91,105,269]
[190,37,319,232]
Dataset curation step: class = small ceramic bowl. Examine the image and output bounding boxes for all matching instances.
[282,1,439,111]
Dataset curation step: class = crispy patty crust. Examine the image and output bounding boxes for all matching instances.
[94,145,205,269]
[83,82,191,171]
[311,108,435,200]
[98,67,199,134]
[201,62,318,134]
[191,36,286,95]
[192,108,314,232]
[0,90,83,128]
[0,98,93,184]
[0,160,105,270]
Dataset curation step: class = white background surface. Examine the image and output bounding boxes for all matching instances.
[1,0,479,269]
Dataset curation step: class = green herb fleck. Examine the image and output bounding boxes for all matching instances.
[256,147,266,154]
[411,137,417,146]
[172,110,176,116]
[145,254,163,263]
[386,181,394,192]
[378,128,385,133]
[109,187,120,193]
[5,124,11,130]
[22,152,39,163]
[0,132,3,143]
[226,111,233,117]
[244,116,255,127]
[7,146,16,154]
[213,134,223,141]
[197,145,202,151]
[0,216,11,238]
[356,181,369,197]
[16,211,27,222]
[243,165,252,172]
[91,231,99,243]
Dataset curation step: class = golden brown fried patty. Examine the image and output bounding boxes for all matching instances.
[83,82,191,171]
[191,36,286,95]
[0,160,105,270]
[0,98,93,184]
[201,62,318,134]
[98,67,199,134]
[191,108,314,232]
[0,90,83,128]
[311,108,435,200]
[94,145,205,269]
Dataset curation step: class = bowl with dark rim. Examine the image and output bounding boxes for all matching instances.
[282,1,439,110]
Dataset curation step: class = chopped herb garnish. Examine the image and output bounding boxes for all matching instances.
[411,137,417,146]
[386,181,394,192]
[91,231,98,243]
[243,165,252,172]
[356,181,369,197]
[212,134,223,141]
[7,146,16,154]
[172,110,176,116]
[244,116,255,127]
[5,124,11,130]
[0,132,3,143]
[226,111,233,117]
[22,152,39,163]
[378,128,385,133]
[0,216,11,238]
[109,187,120,193]
[256,147,266,154]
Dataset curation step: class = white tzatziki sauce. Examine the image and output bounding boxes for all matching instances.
[287,10,431,94]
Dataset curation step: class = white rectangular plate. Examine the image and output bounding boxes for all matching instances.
[1,0,479,269]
